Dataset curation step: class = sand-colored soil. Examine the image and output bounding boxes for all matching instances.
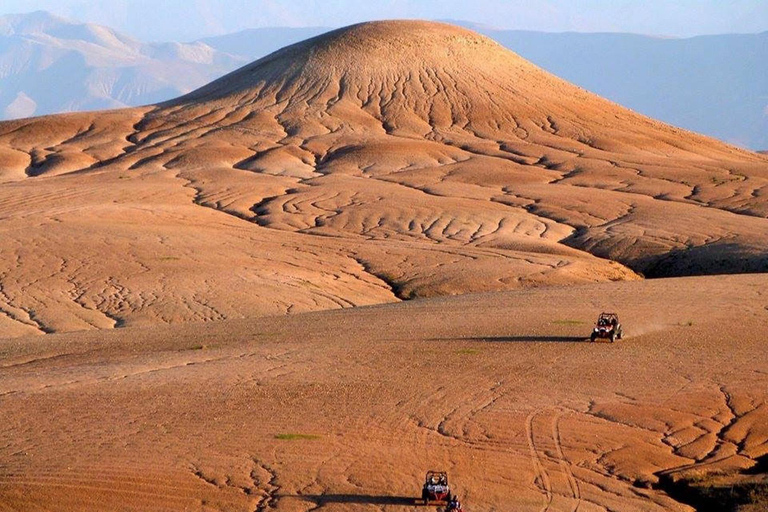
[1,274,767,511]
[0,20,767,511]
[0,21,767,335]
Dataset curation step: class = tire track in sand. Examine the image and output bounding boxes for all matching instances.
[526,410,553,511]
[526,408,583,512]
[553,411,582,512]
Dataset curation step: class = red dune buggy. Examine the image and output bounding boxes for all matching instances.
[590,312,623,342]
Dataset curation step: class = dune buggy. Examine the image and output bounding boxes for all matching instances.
[421,470,451,505]
[590,312,623,342]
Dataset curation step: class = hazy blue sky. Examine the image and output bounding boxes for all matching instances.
[1,0,767,41]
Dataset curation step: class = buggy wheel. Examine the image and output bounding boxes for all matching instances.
[610,332,616,343]
[590,333,596,342]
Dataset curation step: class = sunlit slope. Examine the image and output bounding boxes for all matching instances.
[0,21,766,335]
[1,274,766,511]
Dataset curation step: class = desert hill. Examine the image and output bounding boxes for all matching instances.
[1,21,768,512]
[0,20,767,337]
[2,13,766,151]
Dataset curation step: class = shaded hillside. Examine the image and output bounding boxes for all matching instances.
[0,20,767,336]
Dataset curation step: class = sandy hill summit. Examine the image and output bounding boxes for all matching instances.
[0,20,767,336]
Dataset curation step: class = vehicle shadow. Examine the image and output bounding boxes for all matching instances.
[285,494,418,506]
[460,336,588,343]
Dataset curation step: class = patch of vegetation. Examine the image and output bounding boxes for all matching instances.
[158,256,181,261]
[456,348,480,355]
[274,433,321,441]
[552,319,586,325]
[188,344,207,351]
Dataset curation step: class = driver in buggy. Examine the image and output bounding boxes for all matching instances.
[446,495,462,511]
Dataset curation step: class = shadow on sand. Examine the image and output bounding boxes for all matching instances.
[460,336,589,343]
[286,494,418,506]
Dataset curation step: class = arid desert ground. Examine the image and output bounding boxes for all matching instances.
[1,21,767,511]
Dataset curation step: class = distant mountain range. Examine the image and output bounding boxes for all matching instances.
[198,27,327,60]
[0,12,766,150]
[451,22,768,151]
[0,11,246,118]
